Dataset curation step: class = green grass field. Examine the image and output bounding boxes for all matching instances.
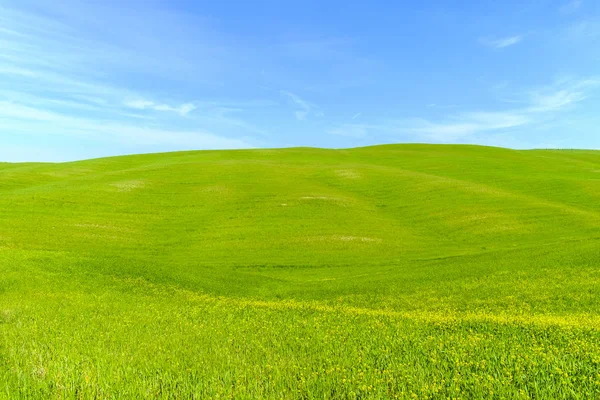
[2,144,600,399]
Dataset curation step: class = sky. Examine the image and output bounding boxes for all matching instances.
[0,0,599,161]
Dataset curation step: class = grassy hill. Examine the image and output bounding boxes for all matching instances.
[2,144,600,398]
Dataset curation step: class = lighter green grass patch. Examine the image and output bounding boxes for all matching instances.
[109,180,146,192]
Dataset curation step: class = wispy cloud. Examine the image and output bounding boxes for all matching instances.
[479,35,523,49]
[328,78,599,142]
[2,0,598,157]
[124,99,197,116]
[527,89,586,112]
[527,78,599,111]
[0,2,268,157]
[403,112,530,141]
[280,90,322,121]
[399,78,598,140]
[0,101,252,149]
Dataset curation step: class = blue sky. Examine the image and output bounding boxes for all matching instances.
[1,0,599,161]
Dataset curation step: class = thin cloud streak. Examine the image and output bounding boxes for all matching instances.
[0,1,267,156]
[124,99,197,116]
[327,78,599,142]
[0,101,253,149]
[403,79,599,140]
[479,35,523,49]
[280,90,323,121]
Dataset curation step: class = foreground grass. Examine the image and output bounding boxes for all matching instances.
[2,144,600,398]
[4,267,600,399]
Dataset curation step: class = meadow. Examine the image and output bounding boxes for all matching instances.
[1,144,600,398]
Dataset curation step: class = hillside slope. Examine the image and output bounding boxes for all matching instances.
[2,144,600,398]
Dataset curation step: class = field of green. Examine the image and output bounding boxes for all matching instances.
[1,144,600,399]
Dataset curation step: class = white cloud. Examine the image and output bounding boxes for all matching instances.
[0,101,253,149]
[397,78,598,140]
[178,103,197,115]
[527,78,599,112]
[327,112,531,142]
[0,2,264,160]
[281,90,310,110]
[327,78,599,142]
[125,100,155,110]
[124,99,197,116]
[527,90,586,112]
[479,35,523,49]
[405,112,531,141]
[280,90,322,120]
